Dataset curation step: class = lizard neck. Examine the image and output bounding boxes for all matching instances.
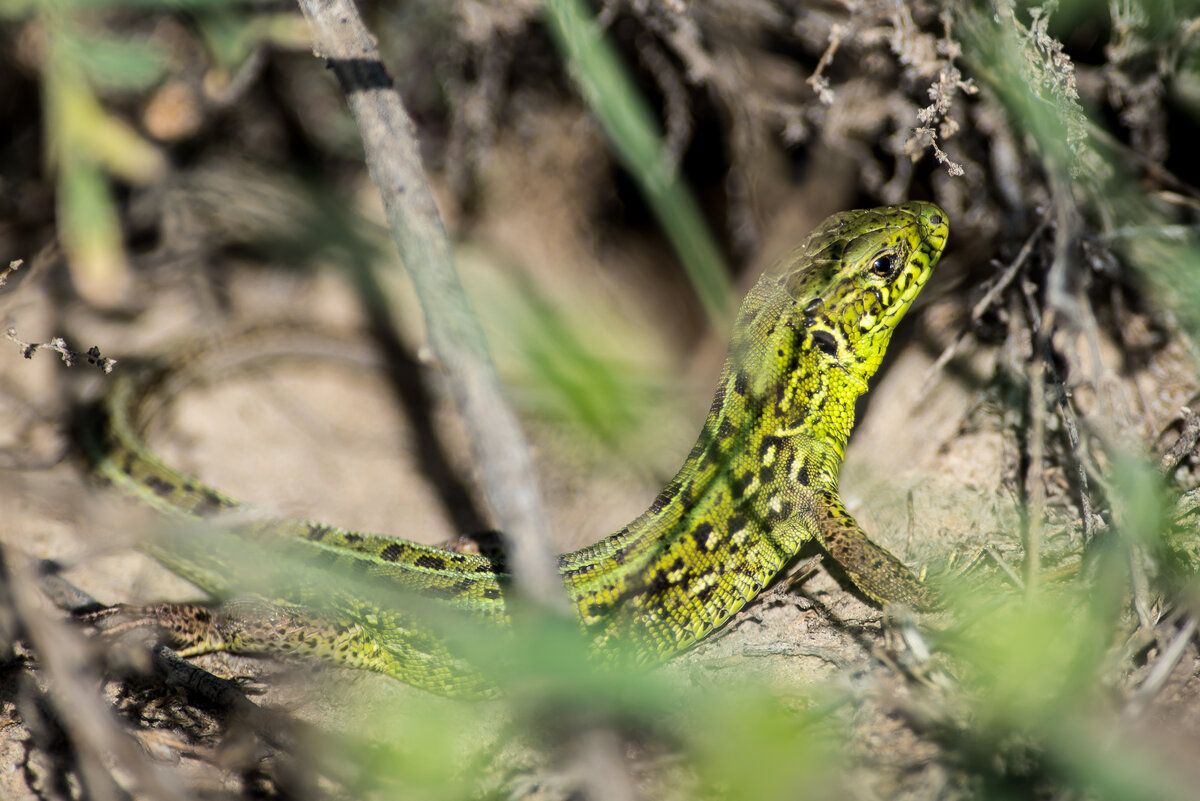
[561,351,864,653]
[765,347,867,471]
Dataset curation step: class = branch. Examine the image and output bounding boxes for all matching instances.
[294,0,567,613]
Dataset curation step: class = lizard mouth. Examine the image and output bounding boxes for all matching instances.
[893,201,949,309]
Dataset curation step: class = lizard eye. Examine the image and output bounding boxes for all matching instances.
[869,252,896,278]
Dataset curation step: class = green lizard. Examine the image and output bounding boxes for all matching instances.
[82,202,948,696]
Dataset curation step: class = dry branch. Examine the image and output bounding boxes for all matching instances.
[295,0,566,612]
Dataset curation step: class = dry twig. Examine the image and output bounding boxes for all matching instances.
[1161,407,1200,475]
[294,0,564,612]
[0,258,21,286]
[6,329,117,373]
[1123,613,1198,720]
[921,212,1052,397]
[4,552,182,801]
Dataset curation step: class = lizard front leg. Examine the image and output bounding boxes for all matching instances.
[810,489,936,610]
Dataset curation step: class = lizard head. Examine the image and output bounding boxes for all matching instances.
[777,201,948,388]
[727,202,948,444]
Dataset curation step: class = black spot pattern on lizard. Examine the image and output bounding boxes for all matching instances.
[191,489,228,517]
[415,554,447,570]
[646,570,672,596]
[581,600,608,621]
[649,481,682,514]
[306,523,332,542]
[765,499,794,524]
[691,522,715,552]
[730,472,754,500]
[144,475,174,498]
[697,442,720,471]
[609,538,634,565]
[565,562,597,580]
[445,579,474,598]
[626,555,690,607]
[380,543,404,562]
[793,458,810,487]
[783,328,805,374]
[758,435,783,459]
[733,371,749,396]
[775,377,791,407]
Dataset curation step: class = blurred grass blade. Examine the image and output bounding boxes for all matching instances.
[55,0,255,9]
[485,268,663,453]
[41,18,167,305]
[57,156,130,305]
[46,35,167,184]
[64,28,170,90]
[199,10,310,74]
[541,0,734,330]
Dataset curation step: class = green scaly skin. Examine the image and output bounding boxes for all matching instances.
[83,202,949,697]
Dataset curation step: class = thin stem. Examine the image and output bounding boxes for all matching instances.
[295,0,567,613]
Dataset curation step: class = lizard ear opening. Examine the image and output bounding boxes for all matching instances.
[810,329,839,358]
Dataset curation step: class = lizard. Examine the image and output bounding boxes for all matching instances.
[81,201,949,697]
